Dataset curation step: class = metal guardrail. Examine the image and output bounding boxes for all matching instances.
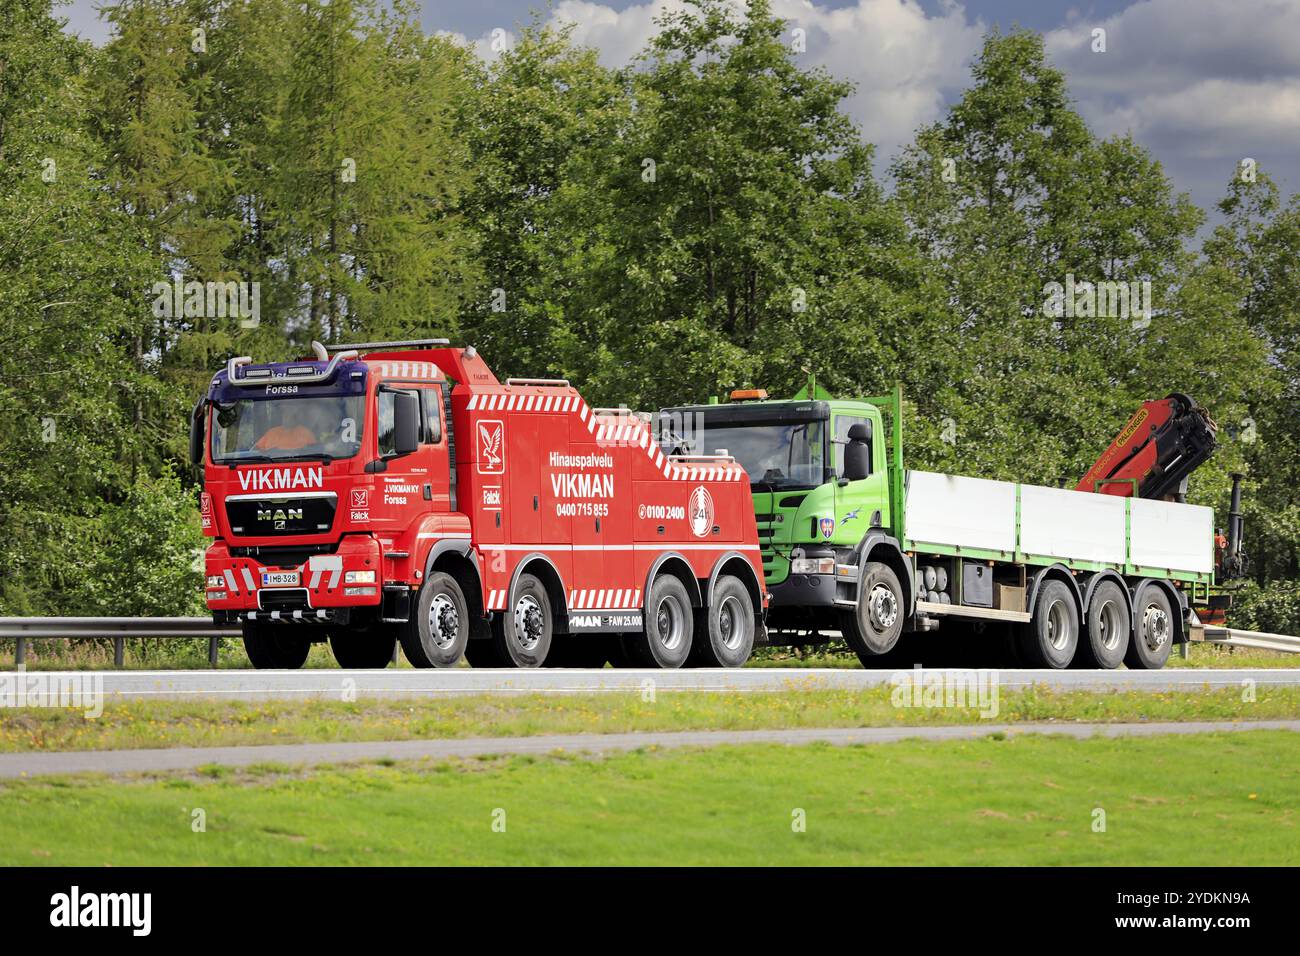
[1200,626,1300,655]
[0,617,239,668]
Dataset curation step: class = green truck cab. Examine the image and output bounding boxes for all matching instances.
[659,384,907,644]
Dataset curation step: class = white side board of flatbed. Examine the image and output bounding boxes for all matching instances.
[903,470,1213,578]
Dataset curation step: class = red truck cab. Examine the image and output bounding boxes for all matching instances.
[192,339,766,669]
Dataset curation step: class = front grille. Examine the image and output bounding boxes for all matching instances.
[227,494,337,537]
[258,588,311,610]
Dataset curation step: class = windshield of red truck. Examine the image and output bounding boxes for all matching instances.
[210,395,364,464]
[699,421,828,490]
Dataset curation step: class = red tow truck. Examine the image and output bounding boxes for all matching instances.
[189,339,766,669]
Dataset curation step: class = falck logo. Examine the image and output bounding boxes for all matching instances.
[477,419,505,474]
[688,485,715,538]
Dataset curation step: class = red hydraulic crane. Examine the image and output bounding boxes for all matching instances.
[1077,393,1218,502]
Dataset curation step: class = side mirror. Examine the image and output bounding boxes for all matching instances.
[843,422,871,482]
[426,401,442,444]
[393,391,420,456]
[188,399,206,465]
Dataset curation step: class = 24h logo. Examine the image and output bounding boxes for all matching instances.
[477,420,505,474]
[688,485,714,538]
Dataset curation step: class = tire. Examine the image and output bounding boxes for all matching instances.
[242,620,311,670]
[490,573,553,667]
[1017,578,1079,668]
[690,575,755,667]
[1076,580,1129,669]
[400,573,469,667]
[623,575,694,668]
[839,561,905,664]
[464,638,505,668]
[329,627,396,669]
[1125,585,1175,670]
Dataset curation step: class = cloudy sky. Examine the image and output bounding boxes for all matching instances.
[59,0,1300,225]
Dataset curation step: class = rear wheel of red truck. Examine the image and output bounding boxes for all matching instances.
[400,572,469,667]
[491,573,553,667]
[623,574,694,668]
[1017,579,1079,668]
[839,562,905,664]
[242,620,310,669]
[1124,586,1174,670]
[690,575,755,667]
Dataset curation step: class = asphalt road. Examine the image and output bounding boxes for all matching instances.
[3,720,1297,779]
[17,666,1300,701]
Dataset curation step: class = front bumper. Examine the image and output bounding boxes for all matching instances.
[768,572,838,608]
[205,535,383,621]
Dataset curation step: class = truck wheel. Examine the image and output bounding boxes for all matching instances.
[329,628,396,669]
[1125,586,1174,670]
[400,573,469,667]
[242,621,310,670]
[491,573,553,667]
[1076,580,1129,669]
[839,561,905,663]
[690,575,754,667]
[624,575,694,668]
[1017,579,1078,668]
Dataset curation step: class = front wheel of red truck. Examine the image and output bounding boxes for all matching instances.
[491,573,553,667]
[623,574,694,668]
[400,573,469,668]
[242,621,310,669]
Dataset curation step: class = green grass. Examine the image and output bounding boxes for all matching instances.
[2,731,1295,865]
[3,685,1297,753]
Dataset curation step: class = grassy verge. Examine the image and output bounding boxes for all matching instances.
[3,685,1297,753]
[1,731,1295,865]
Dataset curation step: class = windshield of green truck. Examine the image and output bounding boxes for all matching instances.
[210,395,364,464]
[701,420,828,490]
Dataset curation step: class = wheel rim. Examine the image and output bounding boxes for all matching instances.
[867,583,898,630]
[1046,599,1072,651]
[1096,599,1124,652]
[1143,604,1170,651]
[717,595,744,651]
[655,593,687,651]
[513,594,545,651]
[428,593,459,650]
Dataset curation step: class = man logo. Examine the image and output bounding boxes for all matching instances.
[688,485,714,538]
[820,517,835,539]
[477,419,505,474]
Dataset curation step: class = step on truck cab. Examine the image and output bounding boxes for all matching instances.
[660,384,1229,670]
[191,339,766,669]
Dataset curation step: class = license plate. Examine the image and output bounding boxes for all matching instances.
[261,571,300,587]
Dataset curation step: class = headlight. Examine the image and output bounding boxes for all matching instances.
[207,590,227,601]
[344,586,377,597]
[791,557,836,575]
[345,570,377,584]
[207,575,224,587]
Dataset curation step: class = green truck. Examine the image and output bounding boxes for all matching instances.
[659,385,1227,670]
